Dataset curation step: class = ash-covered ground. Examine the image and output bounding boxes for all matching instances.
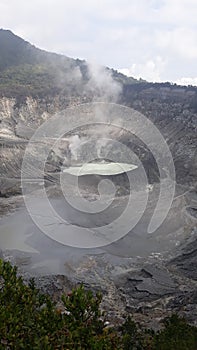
[0,178,197,327]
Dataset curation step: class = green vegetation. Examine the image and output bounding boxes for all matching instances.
[0,29,140,99]
[0,259,119,349]
[0,259,196,349]
[0,64,58,97]
[0,29,83,98]
[121,315,197,350]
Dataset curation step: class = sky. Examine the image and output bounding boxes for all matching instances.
[0,0,197,85]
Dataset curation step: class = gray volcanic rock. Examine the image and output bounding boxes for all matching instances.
[114,265,178,302]
[169,235,197,280]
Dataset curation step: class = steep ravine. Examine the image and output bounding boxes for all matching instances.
[0,88,197,326]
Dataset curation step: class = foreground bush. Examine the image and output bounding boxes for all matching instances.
[0,259,119,349]
[152,314,197,350]
[0,259,196,349]
[121,314,197,350]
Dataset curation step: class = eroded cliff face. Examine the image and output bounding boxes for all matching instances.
[0,95,75,196]
[0,96,85,139]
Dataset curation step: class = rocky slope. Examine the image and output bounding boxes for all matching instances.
[0,29,197,326]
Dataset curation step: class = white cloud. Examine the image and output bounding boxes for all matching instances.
[175,77,197,86]
[118,57,166,82]
[161,0,197,25]
[155,27,197,60]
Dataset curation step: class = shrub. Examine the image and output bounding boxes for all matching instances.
[0,259,197,349]
[152,314,197,350]
[120,315,154,350]
[0,259,120,349]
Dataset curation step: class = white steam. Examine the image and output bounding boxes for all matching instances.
[86,62,122,102]
[56,60,123,162]
[96,138,110,158]
[68,135,82,160]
